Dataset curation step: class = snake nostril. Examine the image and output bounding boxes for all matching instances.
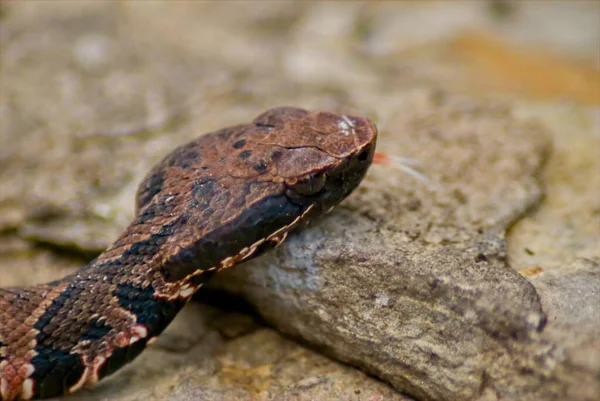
[357,149,370,161]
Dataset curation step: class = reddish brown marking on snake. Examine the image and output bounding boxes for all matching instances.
[0,107,377,400]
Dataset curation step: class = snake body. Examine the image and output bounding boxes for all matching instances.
[0,107,377,400]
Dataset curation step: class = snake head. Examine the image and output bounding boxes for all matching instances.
[227,106,378,212]
[252,107,377,160]
[134,107,377,283]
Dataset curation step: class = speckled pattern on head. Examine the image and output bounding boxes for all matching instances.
[0,107,377,400]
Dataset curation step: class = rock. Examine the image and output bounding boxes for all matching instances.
[1,2,598,401]
[210,93,581,400]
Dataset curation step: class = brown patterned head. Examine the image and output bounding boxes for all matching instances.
[134,107,377,283]
[225,107,378,211]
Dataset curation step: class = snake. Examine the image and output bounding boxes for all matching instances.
[0,107,378,400]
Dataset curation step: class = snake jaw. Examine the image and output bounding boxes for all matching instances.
[177,284,198,299]
[156,274,203,301]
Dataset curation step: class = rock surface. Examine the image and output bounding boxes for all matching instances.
[1,2,598,401]
[210,94,588,401]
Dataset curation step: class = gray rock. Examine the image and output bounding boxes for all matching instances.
[210,94,583,400]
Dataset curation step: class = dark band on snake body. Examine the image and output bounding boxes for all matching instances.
[0,107,377,400]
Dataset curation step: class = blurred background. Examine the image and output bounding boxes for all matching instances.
[1,1,598,133]
[0,2,598,401]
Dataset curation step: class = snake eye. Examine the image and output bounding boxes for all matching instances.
[292,173,327,196]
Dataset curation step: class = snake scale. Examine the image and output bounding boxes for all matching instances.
[0,107,378,400]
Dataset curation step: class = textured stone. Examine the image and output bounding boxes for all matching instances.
[1,2,598,401]
[209,94,571,401]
